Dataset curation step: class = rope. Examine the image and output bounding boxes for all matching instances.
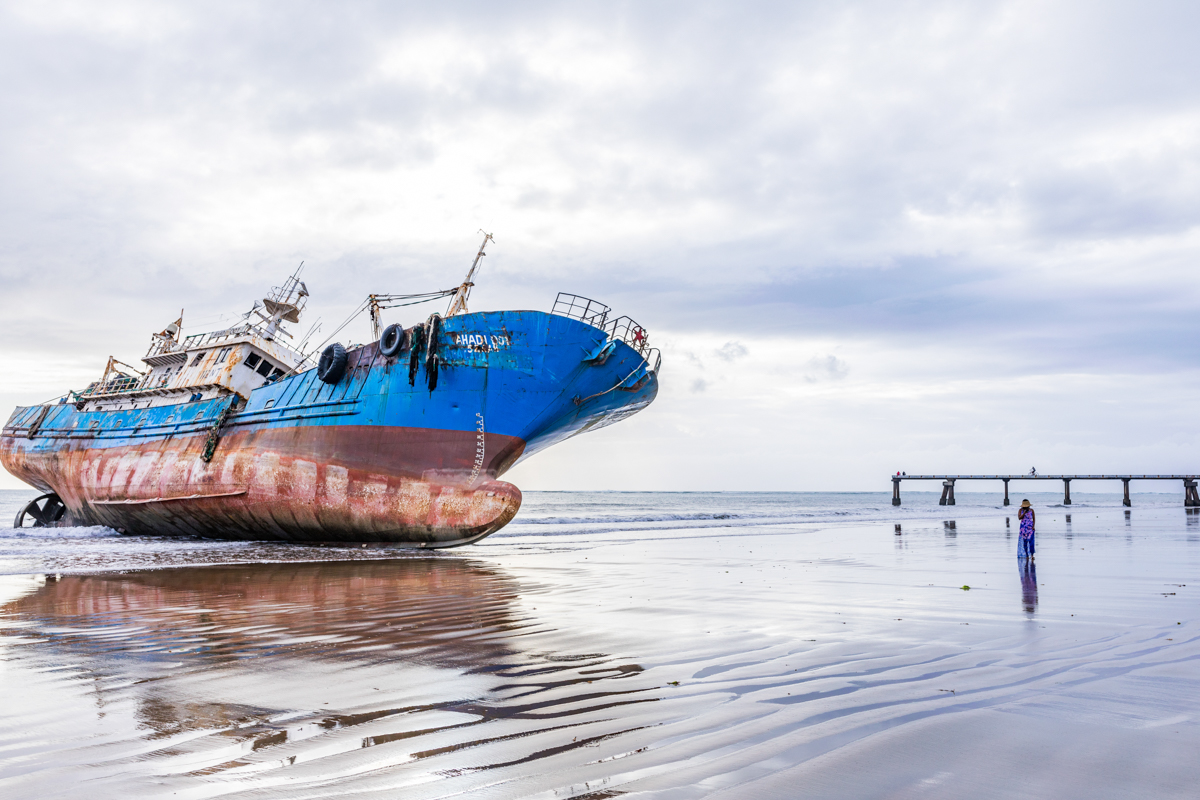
[284,289,457,377]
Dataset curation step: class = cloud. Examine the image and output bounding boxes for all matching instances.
[804,355,849,383]
[3,1,1200,489]
[714,342,747,362]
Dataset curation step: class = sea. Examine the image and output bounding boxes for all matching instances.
[1,488,1198,798]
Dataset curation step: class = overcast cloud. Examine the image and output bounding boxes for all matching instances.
[2,0,1198,491]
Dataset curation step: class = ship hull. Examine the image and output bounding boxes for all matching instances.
[1,310,658,546]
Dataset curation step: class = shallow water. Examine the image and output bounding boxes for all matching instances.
[1,491,1198,798]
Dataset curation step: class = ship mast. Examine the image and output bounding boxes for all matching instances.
[259,262,308,340]
[445,231,493,317]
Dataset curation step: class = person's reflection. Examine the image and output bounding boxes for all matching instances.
[1019,558,1038,613]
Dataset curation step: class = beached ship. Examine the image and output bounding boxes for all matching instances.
[0,235,660,547]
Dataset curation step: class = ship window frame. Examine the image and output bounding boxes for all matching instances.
[190,352,205,366]
[268,367,284,380]
[215,347,232,364]
[244,353,262,369]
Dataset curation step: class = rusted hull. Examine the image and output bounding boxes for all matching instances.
[2,425,524,546]
[1,310,659,545]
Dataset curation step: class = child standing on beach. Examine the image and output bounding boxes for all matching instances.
[1018,500,1035,559]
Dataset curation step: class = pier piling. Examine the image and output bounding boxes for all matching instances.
[1003,478,1010,506]
[938,479,956,506]
[892,477,901,506]
[1063,479,1071,505]
[1186,479,1200,508]
[1123,479,1131,507]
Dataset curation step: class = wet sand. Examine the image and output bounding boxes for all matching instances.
[1,501,1198,798]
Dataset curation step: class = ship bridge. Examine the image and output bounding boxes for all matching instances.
[74,272,310,412]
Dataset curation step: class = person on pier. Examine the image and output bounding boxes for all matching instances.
[1018,499,1036,559]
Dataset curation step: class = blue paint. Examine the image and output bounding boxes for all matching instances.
[6,310,659,468]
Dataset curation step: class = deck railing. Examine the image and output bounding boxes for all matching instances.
[551,293,654,356]
[604,315,651,355]
[184,323,254,348]
[551,293,611,329]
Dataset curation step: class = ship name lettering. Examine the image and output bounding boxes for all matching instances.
[454,333,511,350]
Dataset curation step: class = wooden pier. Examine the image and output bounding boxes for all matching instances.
[890,475,1200,507]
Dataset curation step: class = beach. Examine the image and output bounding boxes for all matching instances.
[1,491,1198,798]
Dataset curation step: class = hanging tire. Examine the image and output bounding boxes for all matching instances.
[15,493,66,528]
[318,343,348,384]
[379,323,407,358]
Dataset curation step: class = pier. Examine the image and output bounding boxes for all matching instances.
[890,475,1200,507]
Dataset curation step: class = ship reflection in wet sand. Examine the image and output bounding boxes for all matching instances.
[3,496,1200,798]
[1,560,657,796]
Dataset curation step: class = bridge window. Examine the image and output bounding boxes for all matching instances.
[256,359,274,377]
[190,352,205,366]
[244,353,262,369]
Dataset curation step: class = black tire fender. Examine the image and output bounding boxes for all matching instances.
[379,323,407,358]
[318,343,348,384]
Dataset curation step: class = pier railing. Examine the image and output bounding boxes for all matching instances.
[889,474,1200,508]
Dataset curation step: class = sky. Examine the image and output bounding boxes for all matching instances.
[2,0,1199,492]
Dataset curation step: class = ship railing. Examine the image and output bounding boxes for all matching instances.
[551,293,611,329]
[75,374,144,398]
[605,315,651,355]
[144,337,183,358]
[183,323,254,349]
[551,293,656,361]
[644,348,662,374]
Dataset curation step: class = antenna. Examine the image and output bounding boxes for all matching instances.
[446,231,494,317]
